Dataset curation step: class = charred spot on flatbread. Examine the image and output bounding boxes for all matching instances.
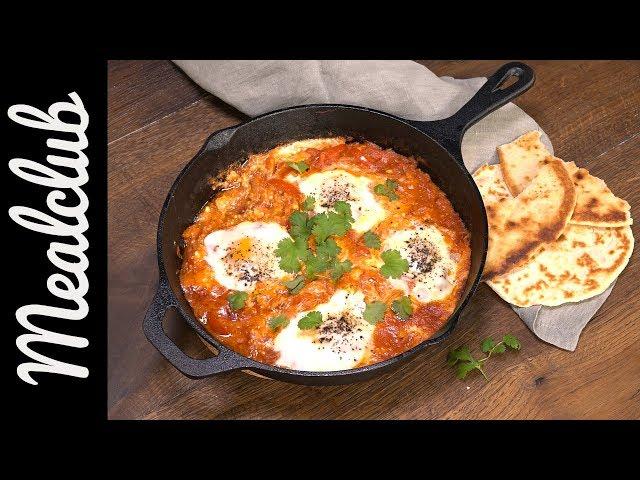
[476,158,577,281]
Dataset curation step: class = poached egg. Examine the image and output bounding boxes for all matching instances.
[287,169,387,233]
[382,224,458,303]
[274,289,374,371]
[203,221,290,292]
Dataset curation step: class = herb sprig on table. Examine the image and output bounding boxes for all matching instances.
[447,334,521,381]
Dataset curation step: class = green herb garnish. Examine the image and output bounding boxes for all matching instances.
[283,275,305,294]
[374,179,399,201]
[329,259,352,281]
[316,238,341,258]
[311,201,354,243]
[391,296,413,320]
[228,291,248,311]
[298,311,323,330]
[268,315,289,331]
[305,253,332,279]
[363,231,381,249]
[275,237,309,273]
[288,161,309,173]
[301,196,315,211]
[288,210,313,240]
[447,334,521,381]
[379,249,409,279]
[364,301,386,324]
[332,200,355,223]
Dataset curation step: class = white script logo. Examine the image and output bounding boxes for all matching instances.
[8,92,90,385]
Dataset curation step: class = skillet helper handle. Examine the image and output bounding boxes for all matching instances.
[413,62,535,164]
[143,279,247,378]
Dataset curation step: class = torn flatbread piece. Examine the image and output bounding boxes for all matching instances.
[498,130,551,196]
[499,131,632,227]
[474,158,577,281]
[487,224,634,307]
[563,162,632,227]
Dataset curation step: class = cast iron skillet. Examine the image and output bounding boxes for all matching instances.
[143,62,534,385]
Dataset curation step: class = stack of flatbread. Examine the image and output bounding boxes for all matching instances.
[473,131,634,308]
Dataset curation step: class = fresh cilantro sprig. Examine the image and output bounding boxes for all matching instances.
[363,231,381,249]
[301,196,315,211]
[311,200,354,243]
[379,249,409,278]
[374,179,399,201]
[447,334,521,381]
[283,275,305,294]
[298,311,323,330]
[275,236,309,273]
[391,296,413,320]
[329,259,352,281]
[305,238,340,278]
[289,211,313,240]
[268,315,289,330]
[228,291,248,310]
[364,301,386,324]
[276,202,355,283]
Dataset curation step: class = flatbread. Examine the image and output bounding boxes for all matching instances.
[499,132,632,227]
[473,159,577,280]
[563,162,632,227]
[487,224,634,307]
[473,164,515,238]
[498,130,550,195]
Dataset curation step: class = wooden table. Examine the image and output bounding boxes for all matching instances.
[108,60,640,420]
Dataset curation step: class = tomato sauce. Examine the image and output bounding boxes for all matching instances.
[179,140,471,367]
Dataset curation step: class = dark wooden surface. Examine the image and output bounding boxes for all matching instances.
[108,60,640,420]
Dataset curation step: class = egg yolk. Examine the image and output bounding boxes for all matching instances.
[230,237,253,261]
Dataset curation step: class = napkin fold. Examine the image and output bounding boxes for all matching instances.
[174,59,612,350]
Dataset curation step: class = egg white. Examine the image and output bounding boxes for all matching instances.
[382,225,458,303]
[274,289,374,371]
[286,169,387,233]
[203,221,290,292]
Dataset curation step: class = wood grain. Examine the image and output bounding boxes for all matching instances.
[108,60,640,420]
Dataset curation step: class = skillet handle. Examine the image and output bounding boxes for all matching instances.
[411,62,535,164]
[143,279,252,378]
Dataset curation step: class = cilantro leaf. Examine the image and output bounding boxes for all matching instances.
[493,343,507,354]
[447,332,522,382]
[391,296,413,320]
[379,249,409,278]
[268,315,289,330]
[310,202,354,244]
[374,179,399,201]
[305,239,339,278]
[283,275,305,294]
[288,161,309,173]
[316,238,341,259]
[363,231,381,249]
[503,334,521,350]
[457,361,481,380]
[275,237,309,273]
[298,311,323,330]
[301,196,315,211]
[447,346,474,366]
[311,211,351,243]
[228,291,248,311]
[305,253,332,278]
[329,259,352,281]
[364,301,386,325]
[289,211,312,240]
[333,200,354,223]
[481,337,495,353]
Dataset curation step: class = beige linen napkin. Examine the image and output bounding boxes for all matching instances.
[174,59,613,350]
